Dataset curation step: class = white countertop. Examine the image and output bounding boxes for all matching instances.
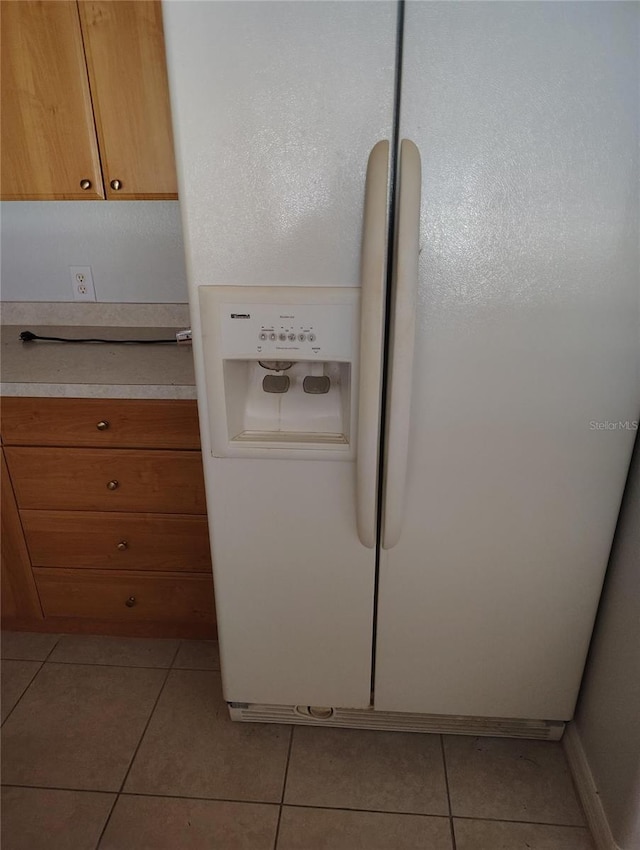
[1,325,197,399]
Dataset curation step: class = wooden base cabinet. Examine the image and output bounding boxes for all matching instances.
[1,451,43,623]
[34,569,215,631]
[5,447,208,514]
[21,511,212,572]
[1,397,216,639]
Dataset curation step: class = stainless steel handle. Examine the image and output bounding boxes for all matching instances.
[96,420,109,431]
[80,179,92,190]
[356,140,390,548]
[382,140,421,550]
[107,480,119,491]
[110,179,122,191]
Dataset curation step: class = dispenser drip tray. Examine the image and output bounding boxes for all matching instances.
[232,430,348,445]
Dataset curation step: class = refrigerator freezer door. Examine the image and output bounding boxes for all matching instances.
[162,0,398,289]
[207,457,376,708]
[163,1,398,708]
[375,2,640,719]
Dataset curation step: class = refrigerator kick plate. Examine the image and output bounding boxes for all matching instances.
[228,702,565,741]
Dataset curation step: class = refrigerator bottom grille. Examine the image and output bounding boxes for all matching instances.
[228,703,565,740]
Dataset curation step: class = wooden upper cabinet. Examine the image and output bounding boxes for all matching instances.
[79,1,178,199]
[0,1,105,199]
[1,0,177,201]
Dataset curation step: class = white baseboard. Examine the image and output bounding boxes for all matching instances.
[563,723,621,850]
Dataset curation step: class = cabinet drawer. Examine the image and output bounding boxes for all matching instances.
[1,398,200,449]
[22,510,211,571]
[5,447,206,514]
[34,568,215,625]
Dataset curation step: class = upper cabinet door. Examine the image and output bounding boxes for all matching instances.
[1,0,104,200]
[79,1,178,199]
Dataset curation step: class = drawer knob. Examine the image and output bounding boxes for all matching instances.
[80,178,92,190]
[107,480,119,491]
[110,179,122,191]
[96,420,110,431]
[125,596,136,608]
[117,541,128,551]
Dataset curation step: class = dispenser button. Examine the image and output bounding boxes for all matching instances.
[288,333,296,342]
[278,333,287,341]
[308,333,316,342]
[269,333,276,341]
[259,332,267,341]
[298,333,306,342]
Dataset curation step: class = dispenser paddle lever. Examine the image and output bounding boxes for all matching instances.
[263,374,290,393]
[303,375,330,394]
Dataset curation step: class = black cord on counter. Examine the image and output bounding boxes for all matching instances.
[19,330,177,345]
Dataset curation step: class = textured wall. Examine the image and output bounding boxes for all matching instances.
[0,201,187,302]
[575,438,640,849]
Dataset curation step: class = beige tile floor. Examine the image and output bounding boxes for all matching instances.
[1,631,593,850]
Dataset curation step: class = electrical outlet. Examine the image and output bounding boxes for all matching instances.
[70,266,96,301]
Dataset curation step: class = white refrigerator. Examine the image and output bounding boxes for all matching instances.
[162,1,639,738]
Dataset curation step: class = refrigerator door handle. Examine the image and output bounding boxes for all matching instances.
[382,139,422,550]
[356,140,390,548]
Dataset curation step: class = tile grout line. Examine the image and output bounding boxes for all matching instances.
[3,638,221,673]
[4,631,61,665]
[439,735,457,850]
[0,660,45,728]
[91,793,119,850]
[0,782,283,808]
[13,641,220,672]
[0,780,596,831]
[170,639,184,670]
[37,660,219,672]
[92,642,182,850]
[38,660,178,671]
[0,635,62,728]
[44,659,181,670]
[447,813,591,830]
[118,639,182,789]
[272,725,295,850]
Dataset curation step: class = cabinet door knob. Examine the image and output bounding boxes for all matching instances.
[117,541,128,551]
[80,179,92,190]
[125,596,136,608]
[107,480,119,491]
[110,179,122,191]
[96,420,109,431]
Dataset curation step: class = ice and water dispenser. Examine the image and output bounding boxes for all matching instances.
[198,287,359,460]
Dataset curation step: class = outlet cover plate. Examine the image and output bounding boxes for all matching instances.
[70,266,96,301]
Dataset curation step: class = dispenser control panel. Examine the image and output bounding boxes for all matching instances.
[220,302,356,360]
[198,285,359,460]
